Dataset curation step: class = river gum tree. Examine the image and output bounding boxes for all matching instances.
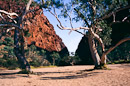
[41,0,130,68]
[0,0,34,72]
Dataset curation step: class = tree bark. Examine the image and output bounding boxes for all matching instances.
[14,29,30,71]
[88,34,101,67]
[89,28,107,66]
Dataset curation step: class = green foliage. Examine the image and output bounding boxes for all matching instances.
[97,20,112,46]
[42,0,63,9]
[50,52,60,65]
[108,42,130,62]
[40,49,46,55]
[25,45,51,67]
[29,58,41,67]
[0,44,15,63]
[60,55,81,66]
[0,57,19,70]
[0,40,3,45]
[3,37,14,46]
[24,30,31,37]
[68,55,81,65]
[50,52,60,59]
[0,36,17,69]
[96,20,112,56]
[41,0,130,65]
[108,59,130,64]
[4,46,15,55]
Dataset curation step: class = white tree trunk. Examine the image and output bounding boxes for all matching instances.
[88,35,101,67]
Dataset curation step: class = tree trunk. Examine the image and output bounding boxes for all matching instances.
[14,29,30,71]
[100,54,107,64]
[53,57,55,66]
[70,61,74,66]
[88,34,101,67]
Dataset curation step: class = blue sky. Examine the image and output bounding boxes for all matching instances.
[34,0,84,52]
[44,10,83,53]
[40,0,84,53]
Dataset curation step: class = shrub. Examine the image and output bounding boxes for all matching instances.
[3,37,14,46]
[29,58,41,67]
[0,57,19,69]
[0,40,3,45]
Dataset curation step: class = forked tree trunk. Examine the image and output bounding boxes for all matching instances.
[88,34,101,67]
[14,29,30,71]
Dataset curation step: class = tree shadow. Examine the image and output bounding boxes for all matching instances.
[0,72,18,75]
[40,69,103,80]
[120,64,130,68]
[33,68,96,75]
[33,71,73,75]
[0,72,29,79]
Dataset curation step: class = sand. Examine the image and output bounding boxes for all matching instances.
[0,64,130,86]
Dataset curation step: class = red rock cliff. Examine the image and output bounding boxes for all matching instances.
[24,7,66,52]
[0,0,67,52]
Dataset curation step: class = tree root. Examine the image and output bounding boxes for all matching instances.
[18,69,33,74]
[94,64,110,70]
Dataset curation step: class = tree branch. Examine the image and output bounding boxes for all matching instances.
[48,7,90,31]
[0,10,18,23]
[112,12,116,22]
[7,15,17,23]
[89,28,105,52]
[21,0,33,24]
[0,13,6,22]
[88,1,96,18]
[97,5,130,22]
[0,10,18,17]
[26,0,33,12]
[6,27,15,32]
[101,36,130,63]
[122,15,130,22]
[74,8,90,28]
[57,24,89,30]
[63,5,74,34]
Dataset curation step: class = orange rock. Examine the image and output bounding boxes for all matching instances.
[0,0,67,52]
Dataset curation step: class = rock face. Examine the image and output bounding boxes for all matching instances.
[0,0,67,52]
[24,6,66,52]
[75,37,93,65]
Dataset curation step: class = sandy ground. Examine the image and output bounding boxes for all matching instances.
[0,64,130,86]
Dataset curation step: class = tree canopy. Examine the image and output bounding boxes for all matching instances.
[42,0,130,68]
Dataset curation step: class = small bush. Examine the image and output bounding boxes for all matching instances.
[0,40,3,45]
[3,37,14,46]
[29,59,41,67]
[0,57,19,69]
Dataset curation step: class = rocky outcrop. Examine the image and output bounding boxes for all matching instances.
[75,36,93,65]
[24,6,66,52]
[0,0,68,52]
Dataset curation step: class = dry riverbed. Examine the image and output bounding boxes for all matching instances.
[0,64,130,86]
